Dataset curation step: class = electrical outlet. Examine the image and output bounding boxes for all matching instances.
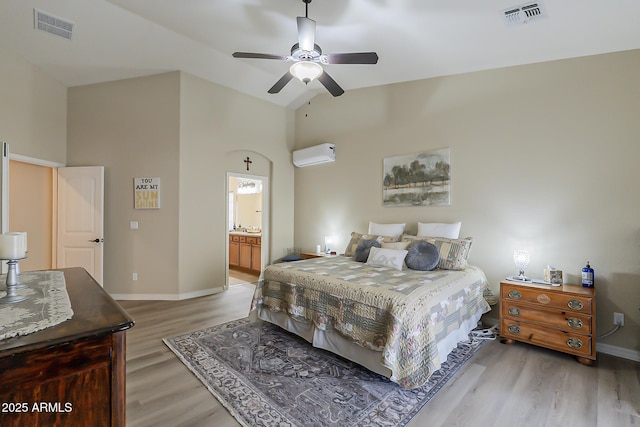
[613,312,624,326]
[132,273,138,281]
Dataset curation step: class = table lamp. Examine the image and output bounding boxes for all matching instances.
[510,249,531,282]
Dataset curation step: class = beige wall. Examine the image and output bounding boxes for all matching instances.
[293,50,640,355]
[0,43,67,163]
[67,71,295,298]
[9,160,53,271]
[67,72,181,297]
[0,44,64,273]
[177,73,294,295]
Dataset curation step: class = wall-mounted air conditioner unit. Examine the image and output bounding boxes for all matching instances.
[292,143,335,167]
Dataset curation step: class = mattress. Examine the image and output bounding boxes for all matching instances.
[250,256,494,388]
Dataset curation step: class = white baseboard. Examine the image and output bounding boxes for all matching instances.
[596,343,640,362]
[110,286,224,301]
[482,315,640,362]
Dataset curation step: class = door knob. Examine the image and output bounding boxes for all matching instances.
[89,238,103,243]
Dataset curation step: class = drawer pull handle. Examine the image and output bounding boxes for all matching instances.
[508,307,521,316]
[567,338,583,349]
[508,325,521,334]
[567,299,584,310]
[508,290,522,300]
[567,317,583,329]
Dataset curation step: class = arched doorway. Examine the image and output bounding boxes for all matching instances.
[224,151,271,290]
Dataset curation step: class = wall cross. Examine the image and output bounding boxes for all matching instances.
[244,156,252,171]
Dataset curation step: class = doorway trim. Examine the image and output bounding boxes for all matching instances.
[9,153,65,169]
[226,172,269,290]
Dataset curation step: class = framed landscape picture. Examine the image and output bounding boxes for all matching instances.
[383,148,451,207]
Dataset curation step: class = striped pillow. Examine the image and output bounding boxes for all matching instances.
[343,232,400,257]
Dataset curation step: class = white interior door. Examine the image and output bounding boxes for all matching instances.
[56,166,104,285]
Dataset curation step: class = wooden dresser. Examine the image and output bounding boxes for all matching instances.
[0,267,134,426]
[500,279,596,365]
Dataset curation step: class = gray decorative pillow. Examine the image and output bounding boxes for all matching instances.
[402,235,473,270]
[354,239,381,262]
[405,241,440,271]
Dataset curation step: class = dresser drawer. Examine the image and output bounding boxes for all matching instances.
[502,284,593,314]
[501,320,593,357]
[500,280,596,364]
[502,302,592,334]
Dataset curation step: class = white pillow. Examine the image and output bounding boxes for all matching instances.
[366,247,408,271]
[368,222,406,239]
[417,222,462,239]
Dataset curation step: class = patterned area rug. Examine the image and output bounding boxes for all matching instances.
[164,318,485,427]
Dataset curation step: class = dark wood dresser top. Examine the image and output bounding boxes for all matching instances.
[0,267,134,356]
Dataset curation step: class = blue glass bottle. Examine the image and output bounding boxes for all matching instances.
[581,261,594,288]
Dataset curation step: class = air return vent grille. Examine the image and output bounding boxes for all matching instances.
[34,9,74,40]
[503,2,547,26]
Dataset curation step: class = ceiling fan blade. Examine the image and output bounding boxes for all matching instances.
[268,72,294,94]
[317,71,344,97]
[297,17,316,51]
[232,52,288,61]
[324,52,379,65]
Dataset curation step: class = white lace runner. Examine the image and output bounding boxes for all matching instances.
[0,271,73,340]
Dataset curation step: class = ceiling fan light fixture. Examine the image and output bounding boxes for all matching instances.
[290,61,323,84]
[232,0,377,96]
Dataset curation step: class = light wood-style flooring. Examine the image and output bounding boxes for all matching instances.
[118,284,640,427]
[228,269,259,286]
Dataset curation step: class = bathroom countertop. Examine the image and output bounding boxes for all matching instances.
[229,231,262,237]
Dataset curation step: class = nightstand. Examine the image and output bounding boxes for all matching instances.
[500,279,596,365]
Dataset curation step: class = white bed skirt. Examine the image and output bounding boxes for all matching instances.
[253,306,485,380]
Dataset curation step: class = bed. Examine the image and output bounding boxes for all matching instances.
[249,242,496,389]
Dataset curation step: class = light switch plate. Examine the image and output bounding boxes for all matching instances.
[130,221,139,229]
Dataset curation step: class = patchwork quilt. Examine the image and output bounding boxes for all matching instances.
[250,256,495,388]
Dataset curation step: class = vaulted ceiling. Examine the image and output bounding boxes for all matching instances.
[1,0,639,108]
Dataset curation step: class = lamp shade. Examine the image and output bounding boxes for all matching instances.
[324,235,332,253]
[513,250,530,270]
[290,61,323,83]
[512,249,531,281]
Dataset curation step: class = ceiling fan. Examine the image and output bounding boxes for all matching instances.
[232,0,378,97]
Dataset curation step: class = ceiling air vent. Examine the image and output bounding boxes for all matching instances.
[34,9,74,40]
[503,2,547,26]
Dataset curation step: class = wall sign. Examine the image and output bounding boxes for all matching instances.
[134,177,161,209]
